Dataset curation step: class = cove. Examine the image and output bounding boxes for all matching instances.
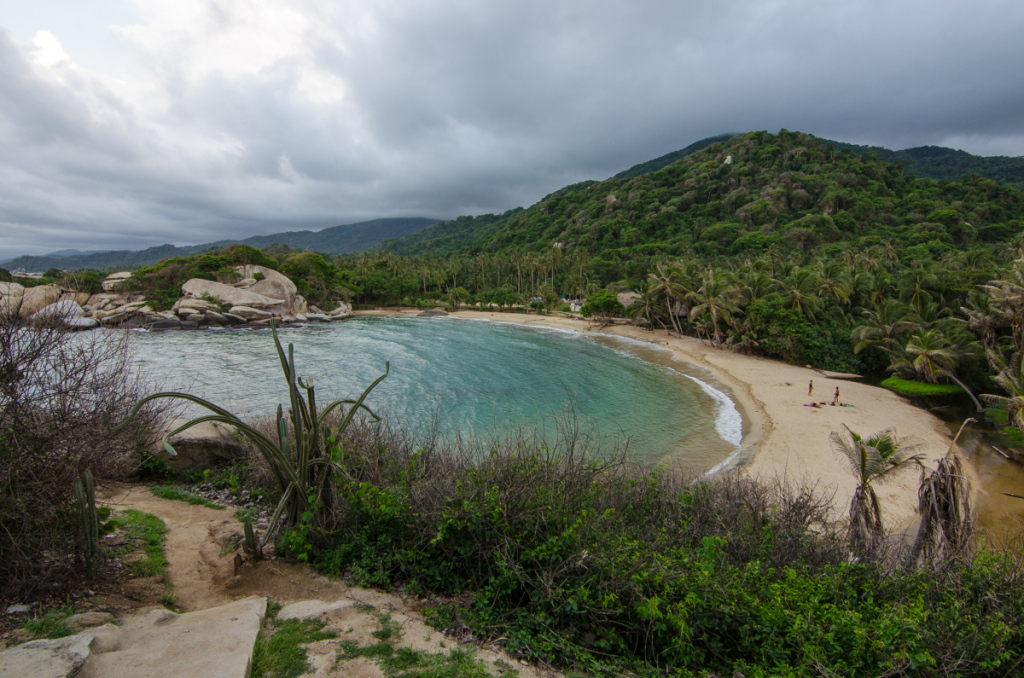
[130,316,741,470]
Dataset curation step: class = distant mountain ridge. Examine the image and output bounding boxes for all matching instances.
[4,217,437,273]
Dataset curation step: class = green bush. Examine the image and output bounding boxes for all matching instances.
[881,376,964,397]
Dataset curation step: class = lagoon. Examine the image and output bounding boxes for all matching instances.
[130,316,741,470]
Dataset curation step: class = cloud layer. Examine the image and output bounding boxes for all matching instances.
[2,0,1023,256]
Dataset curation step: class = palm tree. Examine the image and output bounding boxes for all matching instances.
[830,425,923,549]
[851,299,918,355]
[981,349,1024,431]
[647,264,688,336]
[773,267,821,321]
[627,289,659,330]
[892,329,984,411]
[688,268,736,348]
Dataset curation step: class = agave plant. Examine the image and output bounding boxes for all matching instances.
[113,320,388,544]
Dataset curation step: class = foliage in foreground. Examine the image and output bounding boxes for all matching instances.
[289,421,1024,677]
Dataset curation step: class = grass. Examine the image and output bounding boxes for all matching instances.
[121,509,169,577]
[250,617,337,678]
[21,604,76,639]
[150,485,225,510]
[880,376,964,397]
[335,606,518,678]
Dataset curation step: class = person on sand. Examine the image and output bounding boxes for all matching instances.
[808,379,814,396]
[832,386,840,406]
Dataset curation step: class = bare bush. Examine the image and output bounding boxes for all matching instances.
[0,311,161,600]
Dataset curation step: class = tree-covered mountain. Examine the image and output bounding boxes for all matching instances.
[382,130,1024,262]
[837,143,1024,191]
[5,217,437,272]
[613,133,737,179]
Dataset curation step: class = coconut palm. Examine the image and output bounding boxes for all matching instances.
[688,268,736,348]
[830,425,923,549]
[851,299,918,355]
[647,264,688,336]
[981,349,1024,431]
[893,328,984,411]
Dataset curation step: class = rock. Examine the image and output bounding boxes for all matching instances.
[309,305,325,315]
[66,612,115,632]
[101,272,133,293]
[617,291,642,308]
[179,321,199,330]
[185,313,206,323]
[305,313,329,322]
[0,281,25,298]
[181,279,283,310]
[100,312,128,326]
[78,597,266,678]
[227,306,272,320]
[154,419,247,470]
[58,291,91,306]
[0,633,94,678]
[147,319,182,332]
[30,300,85,323]
[69,317,99,330]
[329,302,352,317]
[205,311,228,325]
[418,309,448,317]
[171,298,220,313]
[18,285,62,318]
[278,599,355,620]
[295,313,308,322]
[5,603,33,615]
[222,313,248,325]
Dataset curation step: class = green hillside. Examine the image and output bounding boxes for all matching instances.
[838,143,1024,191]
[383,130,1024,261]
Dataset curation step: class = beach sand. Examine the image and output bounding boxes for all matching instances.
[357,309,964,527]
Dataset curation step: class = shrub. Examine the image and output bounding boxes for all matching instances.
[0,311,161,598]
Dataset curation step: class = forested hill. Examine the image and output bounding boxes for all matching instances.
[837,143,1024,191]
[382,130,1024,260]
[5,217,436,273]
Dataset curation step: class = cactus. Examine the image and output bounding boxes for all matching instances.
[112,319,388,543]
[242,514,263,561]
[74,470,99,580]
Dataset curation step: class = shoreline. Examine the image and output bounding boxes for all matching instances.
[357,308,962,527]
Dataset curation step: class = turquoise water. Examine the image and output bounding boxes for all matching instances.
[130,316,741,470]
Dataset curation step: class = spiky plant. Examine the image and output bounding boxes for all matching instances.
[830,425,923,551]
[113,320,388,543]
[74,470,99,580]
[910,419,974,566]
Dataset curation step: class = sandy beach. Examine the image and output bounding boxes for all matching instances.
[358,308,963,527]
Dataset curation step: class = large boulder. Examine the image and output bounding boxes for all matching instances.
[0,282,25,316]
[227,305,272,321]
[101,272,133,293]
[236,265,307,316]
[0,281,25,298]
[329,302,352,318]
[153,419,247,470]
[19,285,62,318]
[30,300,96,328]
[181,279,283,310]
[59,291,91,306]
[0,633,95,678]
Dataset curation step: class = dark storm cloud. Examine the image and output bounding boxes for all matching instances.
[2,1,1023,257]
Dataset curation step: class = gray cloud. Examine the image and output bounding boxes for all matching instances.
[2,0,1023,258]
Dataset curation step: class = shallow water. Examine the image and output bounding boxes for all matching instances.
[129,316,740,471]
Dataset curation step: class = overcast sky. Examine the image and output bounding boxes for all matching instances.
[1,0,1023,258]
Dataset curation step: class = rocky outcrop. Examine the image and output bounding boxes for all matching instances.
[30,300,98,329]
[18,285,62,318]
[154,419,248,471]
[180,279,284,309]
[101,272,133,293]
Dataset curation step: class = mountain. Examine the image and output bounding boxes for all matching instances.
[4,217,437,273]
[382,130,1024,260]
[835,143,1024,191]
[613,133,737,179]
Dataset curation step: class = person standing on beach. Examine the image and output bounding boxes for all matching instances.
[808,380,814,396]
[832,386,840,406]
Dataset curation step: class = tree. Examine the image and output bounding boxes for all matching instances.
[981,349,1024,431]
[851,299,918,355]
[580,290,624,319]
[892,329,984,411]
[688,268,735,348]
[647,264,687,336]
[830,425,923,550]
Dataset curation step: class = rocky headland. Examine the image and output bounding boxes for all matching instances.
[0,265,351,331]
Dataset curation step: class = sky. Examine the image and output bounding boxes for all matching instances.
[1,0,1023,258]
